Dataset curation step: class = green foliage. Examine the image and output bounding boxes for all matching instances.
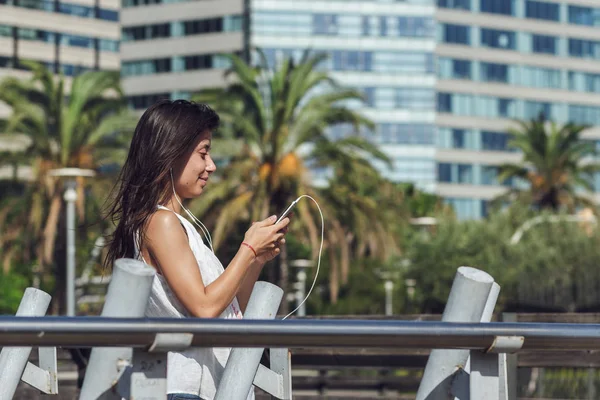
[497,115,600,212]
[406,204,600,313]
[0,270,30,314]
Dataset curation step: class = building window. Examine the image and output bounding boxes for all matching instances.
[376,124,435,145]
[0,24,12,37]
[457,164,473,184]
[122,58,172,76]
[480,62,509,83]
[569,71,600,93]
[445,197,482,220]
[99,39,119,52]
[532,34,557,55]
[442,24,470,45]
[481,165,499,185]
[18,27,55,43]
[520,66,562,89]
[498,99,514,118]
[525,0,559,21]
[438,163,452,182]
[481,131,510,151]
[396,17,434,38]
[313,14,338,35]
[452,129,466,148]
[437,0,470,10]
[569,39,600,60]
[438,58,471,79]
[481,28,516,50]
[570,104,600,126]
[480,0,514,16]
[361,16,370,36]
[569,5,600,27]
[437,93,452,113]
[184,17,222,35]
[98,9,119,21]
[524,101,552,120]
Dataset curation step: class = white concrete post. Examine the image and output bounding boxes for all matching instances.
[79,258,155,400]
[416,267,494,400]
[0,288,52,400]
[214,281,284,400]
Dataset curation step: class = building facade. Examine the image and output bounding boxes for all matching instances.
[0,0,120,119]
[436,0,600,218]
[119,0,600,219]
[120,0,244,110]
[251,0,437,191]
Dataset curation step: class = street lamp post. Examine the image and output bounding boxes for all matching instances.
[49,168,95,317]
[384,280,394,316]
[290,259,313,317]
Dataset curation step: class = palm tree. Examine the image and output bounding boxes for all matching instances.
[191,51,401,305]
[497,115,600,212]
[0,62,135,312]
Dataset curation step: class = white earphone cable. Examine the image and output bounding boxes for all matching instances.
[170,170,215,252]
[169,170,322,319]
[281,195,324,320]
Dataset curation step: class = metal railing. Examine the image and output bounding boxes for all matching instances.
[2,261,599,400]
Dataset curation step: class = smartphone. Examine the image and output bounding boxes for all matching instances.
[276,199,299,224]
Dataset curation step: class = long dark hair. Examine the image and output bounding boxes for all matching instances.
[103,99,220,269]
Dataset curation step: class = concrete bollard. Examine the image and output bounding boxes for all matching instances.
[214,281,284,400]
[0,288,52,400]
[416,267,494,400]
[79,258,155,400]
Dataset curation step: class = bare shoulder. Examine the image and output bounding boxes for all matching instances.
[146,210,187,244]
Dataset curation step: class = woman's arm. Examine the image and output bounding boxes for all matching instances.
[145,211,288,318]
[236,259,265,312]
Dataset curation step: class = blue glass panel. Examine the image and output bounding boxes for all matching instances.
[569,39,600,60]
[480,62,509,83]
[437,0,470,10]
[481,28,516,50]
[98,8,119,21]
[526,0,559,21]
[443,24,470,45]
[480,0,514,15]
[569,5,600,27]
[438,163,452,182]
[437,93,452,112]
[524,101,552,119]
[313,14,338,35]
[532,34,557,55]
[481,131,510,151]
[569,104,600,126]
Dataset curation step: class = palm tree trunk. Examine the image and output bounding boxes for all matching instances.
[278,243,289,315]
[42,191,62,266]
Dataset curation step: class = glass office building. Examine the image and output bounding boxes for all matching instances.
[0,0,120,117]
[119,0,600,219]
[120,0,244,109]
[251,0,438,191]
[436,0,600,218]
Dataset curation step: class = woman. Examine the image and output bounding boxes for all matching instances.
[104,100,290,400]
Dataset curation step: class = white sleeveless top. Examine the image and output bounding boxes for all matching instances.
[135,205,255,399]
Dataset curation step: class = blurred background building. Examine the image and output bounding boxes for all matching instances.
[2,0,600,219]
[436,0,600,218]
[0,0,120,118]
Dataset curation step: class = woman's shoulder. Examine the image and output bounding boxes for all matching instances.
[145,209,187,242]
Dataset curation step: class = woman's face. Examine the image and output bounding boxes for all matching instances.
[173,131,216,199]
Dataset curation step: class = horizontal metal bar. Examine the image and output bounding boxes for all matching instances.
[1,317,600,351]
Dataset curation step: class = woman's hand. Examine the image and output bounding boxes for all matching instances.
[242,215,290,262]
